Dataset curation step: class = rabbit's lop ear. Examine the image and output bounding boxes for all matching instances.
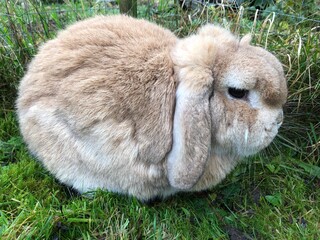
[167,78,212,190]
[167,36,214,190]
[240,34,252,46]
[198,24,237,44]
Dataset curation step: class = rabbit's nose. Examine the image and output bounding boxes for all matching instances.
[276,111,283,127]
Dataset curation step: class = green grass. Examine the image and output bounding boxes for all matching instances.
[1,117,319,239]
[0,0,319,239]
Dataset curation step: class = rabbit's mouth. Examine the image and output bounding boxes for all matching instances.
[237,117,282,157]
[213,110,283,158]
[240,130,278,157]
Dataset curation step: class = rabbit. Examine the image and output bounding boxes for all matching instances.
[16,15,287,201]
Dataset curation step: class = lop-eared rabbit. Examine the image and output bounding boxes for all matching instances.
[17,15,287,201]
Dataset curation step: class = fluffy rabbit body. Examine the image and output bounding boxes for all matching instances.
[17,15,287,201]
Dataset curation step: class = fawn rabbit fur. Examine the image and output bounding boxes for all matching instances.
[17,15,287,201]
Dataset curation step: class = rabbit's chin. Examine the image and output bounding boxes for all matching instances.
[238,130,279,157]
[214,124,279,159]
[237,141,272,157]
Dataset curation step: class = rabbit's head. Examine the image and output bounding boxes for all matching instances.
[211,39,287,157]
[167,25,287,189]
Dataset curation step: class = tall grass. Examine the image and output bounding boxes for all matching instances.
[0,0,116,108]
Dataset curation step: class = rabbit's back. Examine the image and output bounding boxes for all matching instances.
[17,15,178,199]
[19,15,177,128]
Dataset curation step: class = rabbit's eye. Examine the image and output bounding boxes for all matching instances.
[228,88,249,99]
